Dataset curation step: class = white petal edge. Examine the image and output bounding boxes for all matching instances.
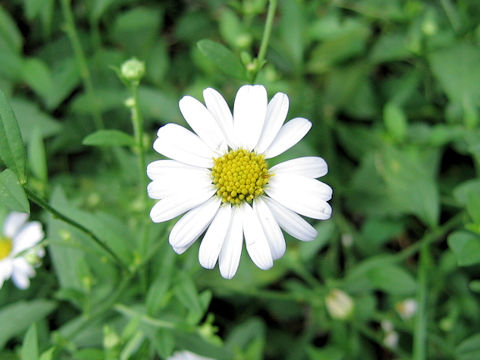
[153,124,214,168]
[264,117,312,159]
[264,197,318,241]
[253,197,285,260]
[12,222,43,255]
[242,203,273,270]
[266,174,332,220]
[270,156,328,178]
[255,92,289,154]
[199,204,232,269]
[150,188,216,223]
[147,172,212,200]
[233,85,268,150]
[219,206,243,279]
[169,196,221,249]
[11,258,34,289]
[3,212,28,238]
[179,95,227,154]
[0,260,13,287]
[203,88,235,148]
[146,160,209,181]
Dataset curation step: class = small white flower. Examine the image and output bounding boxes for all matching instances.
[147,85,332,279]
[383,331,399,349]
[325,289,354,320]
[168,350,214,360]
[395,298,418,320]
[0,212,45,289]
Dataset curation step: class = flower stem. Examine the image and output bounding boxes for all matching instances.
[60,0,104,130]
[250,0,278,83]
[25,187,126,270]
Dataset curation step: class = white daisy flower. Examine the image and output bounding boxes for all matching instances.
[168,350,214,360]
[147,85,332,279]
[0,212,45,289]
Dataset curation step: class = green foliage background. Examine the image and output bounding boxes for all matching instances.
[0,0,480,359]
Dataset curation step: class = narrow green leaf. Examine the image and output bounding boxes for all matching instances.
[21,324,39,360]
[366,264,417,295]
[456,333,480,360]
[0,6,23,52]
[197,39,246,80]
[21,58,54,104]
[466,190,480,223]
[0,169,29,213]
[28,127,48,182]
[0,89,27,182]
[174,272,203,316]
[83,129,135,147]
[39,348,55,360]
[383,102,407,142]
[0,300,56,348]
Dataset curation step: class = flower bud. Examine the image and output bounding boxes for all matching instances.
[325,289,354,320]
[395,298,418,320]
[121,58,145,82]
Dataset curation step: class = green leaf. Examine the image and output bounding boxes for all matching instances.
[366,264,417,295]
[0,300,56,348]
[28,127,48,182]
[0,6,23,52]
[39,348,55,360]
[83,130,135,147]
[456,333,480,360]
[174,272,203,317]
[300,221,335,261]
[152,329,175,359]
[0,89,27,182]
[383,102,407,142]
[467,192,480,224]
[197,39,246,80]
[0,169,29,213]
[448,231,480,266]
[21,324,38,360]
[21,58,54,105]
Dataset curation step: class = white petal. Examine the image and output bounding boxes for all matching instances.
[264,197,318,241]
[266,174,332,220]
[150,188,216,223]
[242,203,273,270]
[153,124,214,168]
[203,88,235,148]
[12,222,43,255]
[199,204,232,269]
[253,197,285,260]
[233,85,268,150]
[270,156,328,178]
[12,258,34,289]
[264,117,312,159]
[146,160,208,181]
[179,96,227,154]
[0,259,13,285]
[169,197,221,249]
[147,172,212,200]
[3,212,28,238]
[219,206,243,279]
[255,92,289,154]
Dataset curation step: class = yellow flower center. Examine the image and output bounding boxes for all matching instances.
[0,236,12,260]
[211,149,271,205]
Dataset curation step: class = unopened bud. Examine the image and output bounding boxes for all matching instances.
[121,58,145,82]
[325,289,354,320]
[395,298,418,320]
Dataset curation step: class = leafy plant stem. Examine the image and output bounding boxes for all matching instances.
[250,0,278,82]
[24,187,127,271]
[60,0,104,130]
[413,243,429,360]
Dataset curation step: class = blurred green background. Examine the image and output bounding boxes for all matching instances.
[1,0,480,359]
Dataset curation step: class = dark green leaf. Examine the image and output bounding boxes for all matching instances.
[0,169,29,213]
[28,127,48,182]
[0,89,27,182]
[367,264,417,295]
[83,130,135,147]
[456,333,480,360]
[197,39,246,80]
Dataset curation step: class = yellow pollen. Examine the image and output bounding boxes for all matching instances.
[0,236,12,260]
[211,149,271,205]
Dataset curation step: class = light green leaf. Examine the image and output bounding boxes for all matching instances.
[448,231,480,266]
[0,300,56,348]
[39,348,55,360]
[0,89,27,182]
[367,264,417,295]
[456,333,480,360]
[383,102,407,142]
[0,169,29,213]
[153,329,175,359]
[467,192,480,224]
[174,272,203,317]
[21,58,54,104]
[21,324,38,360]
[0,6,23,52]
[197,39,246,80]
[83,130,135,147]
